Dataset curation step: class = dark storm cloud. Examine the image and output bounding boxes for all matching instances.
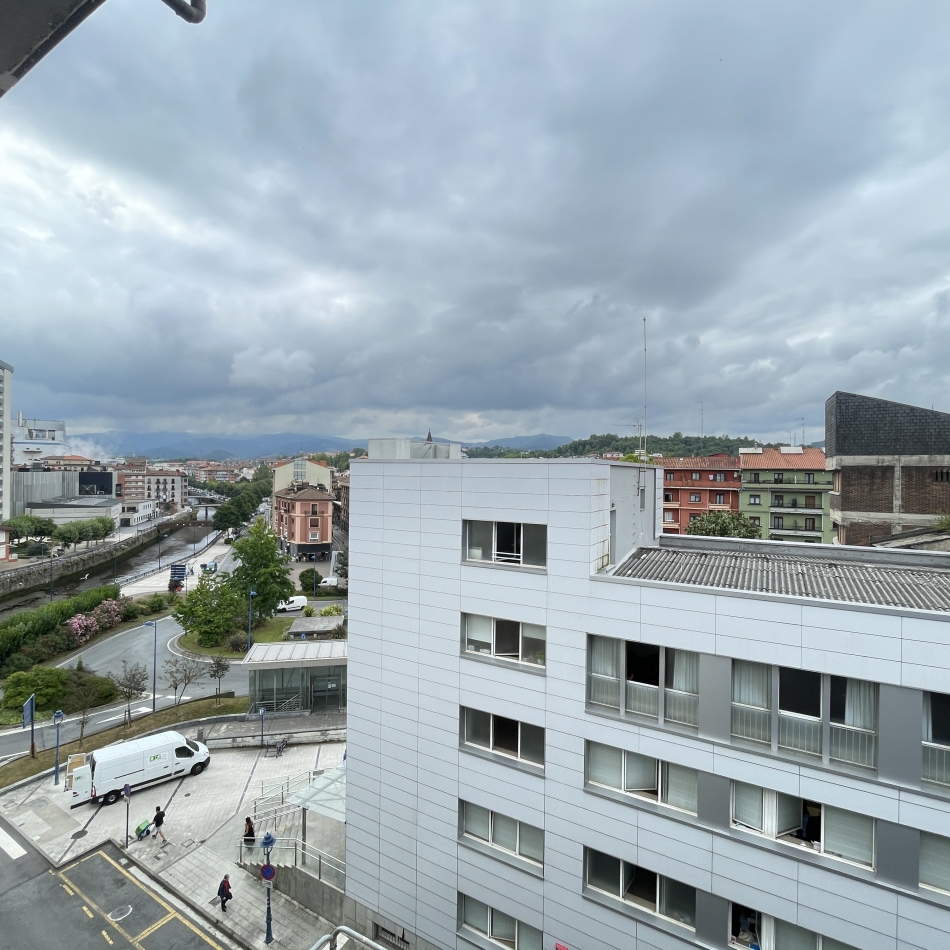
[3,0,950,442]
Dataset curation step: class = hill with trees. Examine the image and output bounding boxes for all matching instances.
[465,432,773,459]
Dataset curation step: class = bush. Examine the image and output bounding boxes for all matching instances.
[302,605,316,617]
[227,634,247,654]
[1,668,68,711]
[319,603,344,617]
[142,593,168,614]
[120,598,141,622]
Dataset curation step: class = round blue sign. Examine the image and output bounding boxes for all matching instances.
[260,864,276,881]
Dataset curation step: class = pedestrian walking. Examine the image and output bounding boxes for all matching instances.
[151,805,167,843]
[217,874,232,912]
[243,816,256,847]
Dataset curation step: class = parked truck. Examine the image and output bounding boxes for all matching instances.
[64,730,210,808]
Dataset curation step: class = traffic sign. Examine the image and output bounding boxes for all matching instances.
[260,864,276,882]
[123,783,131,802]
[263,880,273,890]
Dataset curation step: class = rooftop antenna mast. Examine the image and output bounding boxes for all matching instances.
[798,417,805,447]
[642,317,648,457]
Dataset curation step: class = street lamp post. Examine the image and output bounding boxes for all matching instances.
[145,620,159,712]
[247,590,257,651]
[261,831,276,944]
[49,546,54,602]
[53,710,65,785]
[259,706,266,748]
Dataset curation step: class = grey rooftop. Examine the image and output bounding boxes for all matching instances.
[613,538,950,612]
[242,640,348,668]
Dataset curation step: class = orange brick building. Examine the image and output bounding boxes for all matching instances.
[272,484,335,560]
[659,454,741,534]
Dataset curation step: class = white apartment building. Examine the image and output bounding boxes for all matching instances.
[10,410,67,466]
[343,457,950,950]
[0,359,12,522]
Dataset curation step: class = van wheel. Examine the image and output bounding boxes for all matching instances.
[103,790,121,805]
[190,762,205,776]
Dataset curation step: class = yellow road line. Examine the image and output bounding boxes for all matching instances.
[82,905,94,918]
[62,883,75,896]
[101,930,114,946]
[63,850,226,950]
[58,874,141,949]
[133,912,175,942]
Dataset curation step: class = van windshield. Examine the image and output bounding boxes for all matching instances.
[186,739,199,752]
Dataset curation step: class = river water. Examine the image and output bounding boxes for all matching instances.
[0,522,217,619]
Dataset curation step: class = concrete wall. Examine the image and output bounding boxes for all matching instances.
[346,458,950,950]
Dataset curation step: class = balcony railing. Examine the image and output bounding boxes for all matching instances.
[588,674,621,710]
[665,689,698,727]
[830,723,876,769]
[625,680,659,718]
[778,712,821,756]
[923,742,950,787]
[731,703,771,744]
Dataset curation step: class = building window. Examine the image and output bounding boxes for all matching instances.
[664,492,673,502]
[749,495,761,505]
[778,667,822,755]
[731,660,771,744]
[921,831,950,894]
[464,521,547,568]
[663,511,676,522]
[805,472,815,484]
[464,614,546,667]
[732,782,874,868]
[689,493,701,503]
[689,513,701,521]
[773,516,784,530]
[773,472,784,484]
[665,472,674,482]
[923,691,950,787]
[587,741,698,814]
[748,472,760,483]
[805,495,816,509]
[715,493,725,505]
[460,801,544,867]
[461,707,544,767]
[691,472,700,481]
[459,894,541,950]
[588,636,621,710]
[804,517,816,531]
[712,472,725,482]
[749,516,760,527]
[584,848,695,929]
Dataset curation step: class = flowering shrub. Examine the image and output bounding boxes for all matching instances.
[91,599,123,630]
[67,613,100,645]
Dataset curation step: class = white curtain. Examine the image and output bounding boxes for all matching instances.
[662,764,698,813]
[733,782,764,831]
[669,649,699,694]
[590,636,620,677]
[923,692,933,742]
[624,751,658,792]
[844,679,877,730]
[824,807,874,866]
[920,831,950,892]
[588,742,623,789]
[733,660,770,708]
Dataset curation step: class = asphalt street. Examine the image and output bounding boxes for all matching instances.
[0,822,236,950]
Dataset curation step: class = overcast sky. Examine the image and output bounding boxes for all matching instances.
[3,1,950,444]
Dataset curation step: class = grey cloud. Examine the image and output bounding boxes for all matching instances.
[3,0,950,444]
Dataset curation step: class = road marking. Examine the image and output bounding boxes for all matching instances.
[133,912,175,941]
[62,883,75,896]
[101,930,114,945]
[0,826,27,859]
[82,905,94,918]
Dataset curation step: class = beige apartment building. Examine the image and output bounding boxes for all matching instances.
[272,456,332,493]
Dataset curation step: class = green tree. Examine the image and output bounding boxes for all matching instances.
[230,520,294,624]
[299,568,323,595]
[207,656,231,705]
[212,503,243,531]
[252,464,273,483]
[334,548,348,579]
[685,511,763,539]
[0,668,68,711]
[172,572,243,647]
[54,522,82,550]
[109,660,149,726]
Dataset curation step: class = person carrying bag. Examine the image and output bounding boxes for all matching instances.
[217,874,232,912]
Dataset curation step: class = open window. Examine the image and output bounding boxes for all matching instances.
[464,521,547,568]
[778,667,821,755]
[626,643,660,717]
[587,742,697,814]
[465,615,546,667]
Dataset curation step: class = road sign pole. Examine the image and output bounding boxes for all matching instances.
[124,784,131,846]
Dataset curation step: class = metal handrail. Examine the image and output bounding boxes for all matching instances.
[309,925,391,950]
[237,835,346,889]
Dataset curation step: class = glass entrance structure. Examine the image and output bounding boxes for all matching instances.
[243,641,348,714]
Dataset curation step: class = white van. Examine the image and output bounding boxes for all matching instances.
[277,595,308,612]
[65,730,210,807]
[319,577,339,588]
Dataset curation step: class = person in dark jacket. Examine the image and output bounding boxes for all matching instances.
[218,874,232,912]
[243,817,255,846]
[151,806,167,843]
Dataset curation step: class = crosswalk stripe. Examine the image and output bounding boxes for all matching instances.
[0,826,26,860]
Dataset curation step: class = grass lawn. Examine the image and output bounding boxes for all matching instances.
[177,615,294,657]
[0,695,247,789]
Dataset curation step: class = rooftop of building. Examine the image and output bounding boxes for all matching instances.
[241,639,347,668]
[273,484,335,500]
[737,445,826,470]
[612,535,950,612]
[657,454,739,470]
[26,496,120,509]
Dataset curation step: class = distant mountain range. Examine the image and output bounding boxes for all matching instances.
[74,430,573,460]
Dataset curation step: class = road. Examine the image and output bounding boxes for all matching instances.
[0,820,237,950]
[0,613,248,763]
